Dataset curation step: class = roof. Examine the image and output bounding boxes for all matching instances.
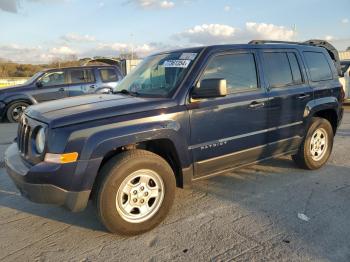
[43,65,116,72]
[154,42,325,56]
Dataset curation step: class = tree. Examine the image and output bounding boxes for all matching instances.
[347,46,350,51]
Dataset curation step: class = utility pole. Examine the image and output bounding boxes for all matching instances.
[130,33,134,61]
[292,24,297,41]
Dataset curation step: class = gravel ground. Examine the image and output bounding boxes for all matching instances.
[0,108,349,262]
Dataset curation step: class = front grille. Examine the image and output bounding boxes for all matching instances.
[17,117,32,157]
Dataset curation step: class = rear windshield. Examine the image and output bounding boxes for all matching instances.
[303,52,333,82]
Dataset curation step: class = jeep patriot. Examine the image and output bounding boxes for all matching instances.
[5,40,344,235]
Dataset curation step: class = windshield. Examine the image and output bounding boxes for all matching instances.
[24,71,44,85]
[116,51,198,97]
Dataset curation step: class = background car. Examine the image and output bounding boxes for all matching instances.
[340,60,350,100]
[0,65,123,122]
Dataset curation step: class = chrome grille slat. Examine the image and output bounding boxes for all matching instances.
[17,117,32,157]
[16,116,45,165]
[17,121,23,151]
[24,125,31,154]
[20,124,26,153]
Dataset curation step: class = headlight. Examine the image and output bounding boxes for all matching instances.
[35,127,46,154]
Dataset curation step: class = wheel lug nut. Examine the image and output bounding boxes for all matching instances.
[140,199,145,204]
[133,198,137,203]
[140,186,144,191]
[133,190,137,195]
[144,192,148,196]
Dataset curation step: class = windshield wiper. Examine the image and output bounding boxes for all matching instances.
[114,89,140,96]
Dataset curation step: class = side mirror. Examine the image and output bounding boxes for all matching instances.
[96,87,112,94]
[192,79,227,99]
[36,81,43,88]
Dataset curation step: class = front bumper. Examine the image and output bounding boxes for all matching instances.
[5,143,91,212]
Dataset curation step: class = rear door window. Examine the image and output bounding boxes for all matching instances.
[303,52,333,81]
[262,52,293,88]
[287,53,303,84]
[69,69,95,84]
[99,68,119,82]
[262,52,304,88]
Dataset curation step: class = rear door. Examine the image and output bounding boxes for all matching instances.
[188,50,269,178]
[261,49,313,154]
[67,68,96,96]
[98,67,123,92]
[31,70,68,102]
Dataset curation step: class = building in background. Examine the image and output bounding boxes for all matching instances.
[340,51,350,60]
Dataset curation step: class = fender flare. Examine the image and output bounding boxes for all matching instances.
[67,120,192,191]
[68,119,191,168]
[3,93,38,106]
[305,97,338,118]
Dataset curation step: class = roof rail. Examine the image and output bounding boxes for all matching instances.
[248,39,342,76]
[248,40,305,45]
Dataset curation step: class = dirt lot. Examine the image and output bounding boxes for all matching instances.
[0,108,349,262]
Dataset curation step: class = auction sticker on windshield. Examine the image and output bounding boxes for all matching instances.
[163,60,191,68]
[180,53,197,60]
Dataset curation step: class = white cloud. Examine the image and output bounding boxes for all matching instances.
[61,33,96,43]
[175,24,238,44]
[224,5,231,12]
[0,44,77,63]
[127,0,175,9]
[94,42,157,57]
[175,22,296,45]
[160,1,174,8]
[341,18,349,24]
[245,22,295,40]
[49,46,76,55]
[325,35,334,41]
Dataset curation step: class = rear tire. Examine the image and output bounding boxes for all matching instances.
[95,150,176,235]
[292,117,333,170]
[6,101,29,123]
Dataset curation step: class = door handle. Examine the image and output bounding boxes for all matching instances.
[58,88,65,92]
[249,101,265,109]
[90,85,95,89]
[298,94,310,100]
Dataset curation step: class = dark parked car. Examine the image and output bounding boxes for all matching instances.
[5,40,344,235]
[0,65,123,122]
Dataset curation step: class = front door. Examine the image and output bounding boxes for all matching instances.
[32,70,67,102]
[260,50,313,155]
[67,68,96,97]
[187,51,269,178]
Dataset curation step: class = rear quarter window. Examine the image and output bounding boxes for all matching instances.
[303,52,333,82]
[100,68,120,82]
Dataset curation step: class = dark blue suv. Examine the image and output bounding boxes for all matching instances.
[0,65,123,122]
[5,40,344,235]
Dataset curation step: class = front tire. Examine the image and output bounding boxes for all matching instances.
[292,117,334,170]
[95,150,176,235]
[6,101,29,123]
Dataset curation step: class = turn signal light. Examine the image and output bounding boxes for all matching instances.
[45,152,79,164]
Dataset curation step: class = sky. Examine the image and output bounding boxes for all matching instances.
[0,0,349,64]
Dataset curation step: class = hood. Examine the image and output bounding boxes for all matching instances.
[0,83,32,94]
[25,94,176,128]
